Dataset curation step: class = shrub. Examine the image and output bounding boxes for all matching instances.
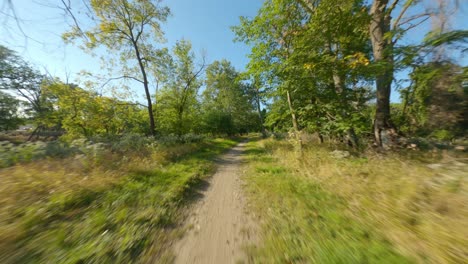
[44,141,78,158]
[158,134,206,146]
[111,133,153,153]
[431,129,454,142]
[0,141,48,167]
[180,133,205,144]
[158,134,180,146]
[0,138,107,168]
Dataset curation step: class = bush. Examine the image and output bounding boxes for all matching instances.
[157,134,206,146]
[0,138,107,168]
[44,141,78,158]
[0,141,48,167]
[157,134,180,146]
[0,133,207,168]
[111,133,153,153]
[431,129,454,142]
[180,133,205,144]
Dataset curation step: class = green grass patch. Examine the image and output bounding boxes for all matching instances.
[0,138,240,263]
[243,140,412,263]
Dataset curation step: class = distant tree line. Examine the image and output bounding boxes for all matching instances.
[0,44,262,139]
[1,0,466,146]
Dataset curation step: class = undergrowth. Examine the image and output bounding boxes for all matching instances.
[0,137,239,263]
[243,138,467,263]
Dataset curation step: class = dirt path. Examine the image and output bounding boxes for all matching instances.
[172,141,257,264]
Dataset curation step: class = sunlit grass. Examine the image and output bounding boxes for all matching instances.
[243,138,467,263]
[0,138,240,263]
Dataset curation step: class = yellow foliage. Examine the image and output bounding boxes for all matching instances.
[346,52,370,68]
[99,22,116,33]
[303,63,314,70]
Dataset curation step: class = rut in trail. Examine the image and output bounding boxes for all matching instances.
[171,141,257,264]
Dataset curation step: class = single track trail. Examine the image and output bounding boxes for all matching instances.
[172,141,257,264]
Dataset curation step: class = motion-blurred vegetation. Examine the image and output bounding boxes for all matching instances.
[243,138,467,263]
[1,0,467,262]
[0,136,239,263]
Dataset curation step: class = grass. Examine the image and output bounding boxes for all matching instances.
[0,137,240,263]
[242,138,467,263]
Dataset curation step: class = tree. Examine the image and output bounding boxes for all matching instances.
[369,0,398,147]
[233,0,308,146]
[0,91,23,131]
[0,45,49,121]
[42,81,147,140]
[368,0,467,146]
[244,77,267,137]
[399,62,467,139]
[63,0,170,136]
[202,60,258,135]
[234,0,372,147]
[235,0,466,149]
[156,40,205,136]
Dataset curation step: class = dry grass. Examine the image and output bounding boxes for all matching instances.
[244,138,467,263]
[0,138,240,263]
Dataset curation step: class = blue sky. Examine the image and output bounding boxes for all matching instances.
[0,0,262,80]
[0,0,466,103]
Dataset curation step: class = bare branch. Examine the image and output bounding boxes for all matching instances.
[392,0,414,29]
[99,75,144,90]
[388,0,400,14]
[402,16,431,32]
[396,13,431,27]
[116,102,147,108]
[59,0,89,42]
[393,15,431,44]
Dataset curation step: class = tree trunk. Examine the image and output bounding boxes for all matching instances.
[318,132,324,144]
[286,90,299,133]
[143,78,156,137]
[132,41,156,137]
[370,0,396,148]
[286,89,303,152]
[254,88,267,138]
[331,57,359,148]
[177,107,184,137]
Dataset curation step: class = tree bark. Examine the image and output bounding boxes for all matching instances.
[177,107,184,137]
[286,89,303,152]
[286,90,299,134]
[132,41,156,136]
[330,50,359,148]
[254,86,267,138]
[370,0,396,147]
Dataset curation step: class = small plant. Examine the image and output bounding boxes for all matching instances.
[431,129,454,142]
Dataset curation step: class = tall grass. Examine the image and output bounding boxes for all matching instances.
[243,138,467,263]
[0,137,240,263]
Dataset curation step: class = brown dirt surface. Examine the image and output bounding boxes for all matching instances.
[171,141,258,264]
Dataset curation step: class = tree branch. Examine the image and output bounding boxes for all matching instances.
[392,0,414,29]
[100,75,144,90]
[393,16,431,44]
[296,0,317,14]
[396,13,431,27]
[388,0,400,14]
[60,0,89,42]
